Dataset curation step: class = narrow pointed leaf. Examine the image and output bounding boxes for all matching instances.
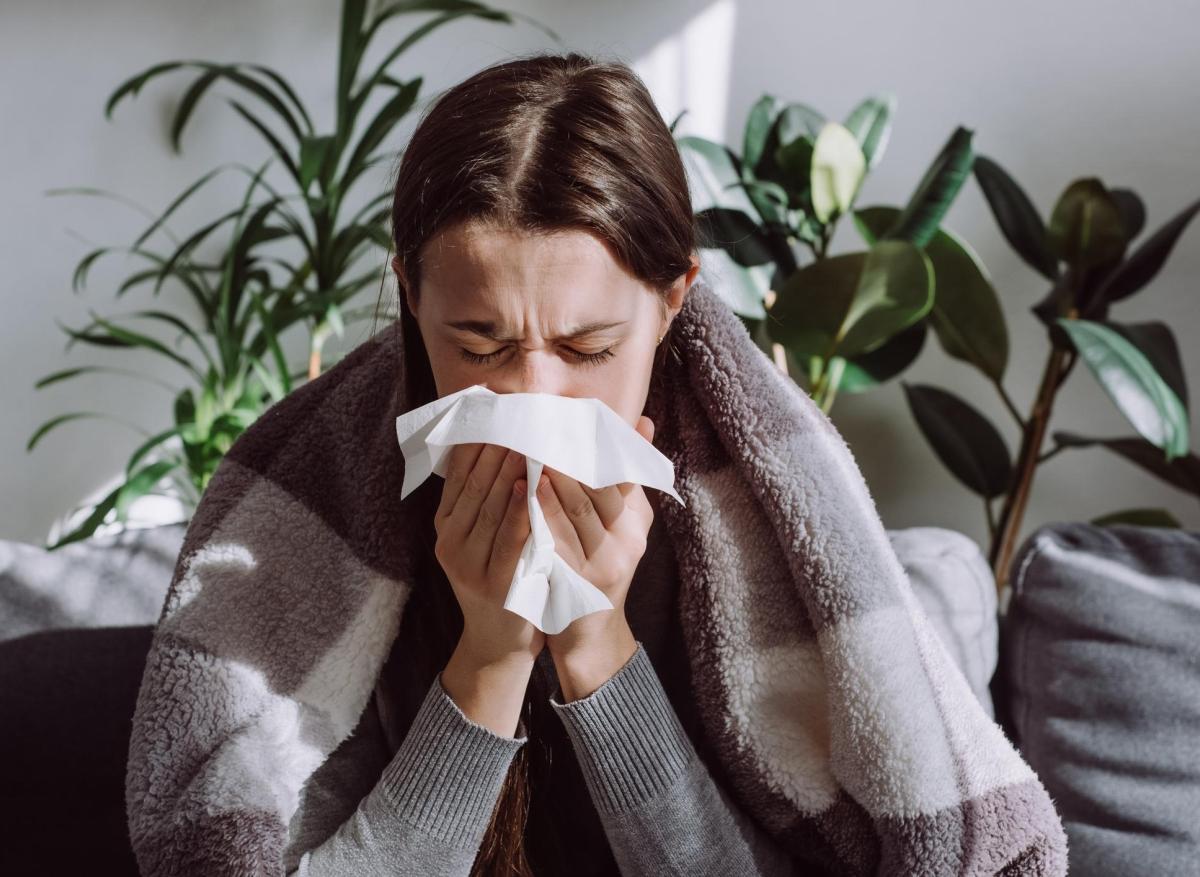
[972,154,1058,280]
[1090,196,1200,307]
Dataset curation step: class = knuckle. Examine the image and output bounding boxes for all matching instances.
[461,472,485,501]
[568,497,595,520]
[475,502,500,531]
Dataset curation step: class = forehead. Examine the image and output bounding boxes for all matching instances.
[419,220,641,315]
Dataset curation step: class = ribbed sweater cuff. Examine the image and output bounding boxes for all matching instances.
[548,641,696,817]
[379,671,527,849]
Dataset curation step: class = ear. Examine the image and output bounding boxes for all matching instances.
[661,252,701,331]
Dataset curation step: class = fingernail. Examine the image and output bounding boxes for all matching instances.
[506,448,520,464]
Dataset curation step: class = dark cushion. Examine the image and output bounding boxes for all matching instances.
[1000,521,1200,875]
[0,625,155,873]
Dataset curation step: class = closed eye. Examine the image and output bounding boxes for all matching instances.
[458,346,616,366]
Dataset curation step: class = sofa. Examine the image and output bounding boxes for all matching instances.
[1,520,1197,874]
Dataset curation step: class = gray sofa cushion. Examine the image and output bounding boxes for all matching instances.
[888,526,998,718]
[1002,521,1200,876]
[0,522,185,641]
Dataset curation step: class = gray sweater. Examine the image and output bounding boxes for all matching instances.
[289,640,798,876]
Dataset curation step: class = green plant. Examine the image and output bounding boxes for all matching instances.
[30,0,556,550]
[864,162,1200,590]
[673,96,979,414]
[675,99,1198,594]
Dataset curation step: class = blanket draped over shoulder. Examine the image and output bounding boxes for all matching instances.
[125,278,1068,875]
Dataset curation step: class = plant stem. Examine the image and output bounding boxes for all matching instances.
[308,335,321,380]
[988,343,1071,596]
[991,377,1026,430]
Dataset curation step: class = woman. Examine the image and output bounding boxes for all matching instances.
[126,50,1067,877]
[299,51,795,875]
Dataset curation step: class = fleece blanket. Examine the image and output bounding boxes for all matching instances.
[125,278,1068,875]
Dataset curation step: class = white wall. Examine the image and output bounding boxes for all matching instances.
[3,0,1198,556]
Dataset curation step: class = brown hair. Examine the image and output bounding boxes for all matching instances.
[374,50,698,875]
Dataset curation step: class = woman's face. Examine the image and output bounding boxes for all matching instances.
[396,220,699,427]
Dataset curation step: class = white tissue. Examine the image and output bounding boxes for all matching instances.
[394,384,684,634]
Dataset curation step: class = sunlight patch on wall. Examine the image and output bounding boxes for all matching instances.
[632,0,736,143]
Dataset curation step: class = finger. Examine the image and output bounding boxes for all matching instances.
[489,476,533,577]
[536,469,587,559]
[578,481,625,529]
[444,443,509,537]
[437,442,484,522]
[466,448,527,560]
[544,466,608,557]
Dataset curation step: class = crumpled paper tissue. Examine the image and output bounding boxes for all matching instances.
[395,384,684,634]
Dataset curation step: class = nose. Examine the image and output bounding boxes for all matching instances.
[486,352,571,397]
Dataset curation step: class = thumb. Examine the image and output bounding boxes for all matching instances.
[636,415,655,442]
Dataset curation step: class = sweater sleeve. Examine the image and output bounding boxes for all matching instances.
[548,642,799,877]
[287,671,526,876]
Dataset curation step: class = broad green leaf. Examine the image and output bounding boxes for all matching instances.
[1057,318,1189,458]
[903,382,1012,498]
[697,249,769,319]
[755,102,825,186]
[1106,321,1188,410]
[856,205,1007,381]
[1109,188,1146,244]
[743,94,783,174]
[773,136,814,210]
[678,136,754,213]
[837,321,927,393]
[840,241,933,356]
[810,122,865,222]
[1048,178,1127,268]
[883,126,974,248]
[767,241,932,359]
[843,94,896,170]
[695,207,774,267]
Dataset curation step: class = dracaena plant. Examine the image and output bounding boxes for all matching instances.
[864,160,1199,592]
[673,95,978,414]
[28,0,554,550]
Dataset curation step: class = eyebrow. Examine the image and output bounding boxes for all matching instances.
[444,319,628,342]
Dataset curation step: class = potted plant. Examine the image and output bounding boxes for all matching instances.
[29,0,557,549]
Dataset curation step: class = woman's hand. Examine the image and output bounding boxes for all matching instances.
[540,415,657,700]
[434,441,545,667]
